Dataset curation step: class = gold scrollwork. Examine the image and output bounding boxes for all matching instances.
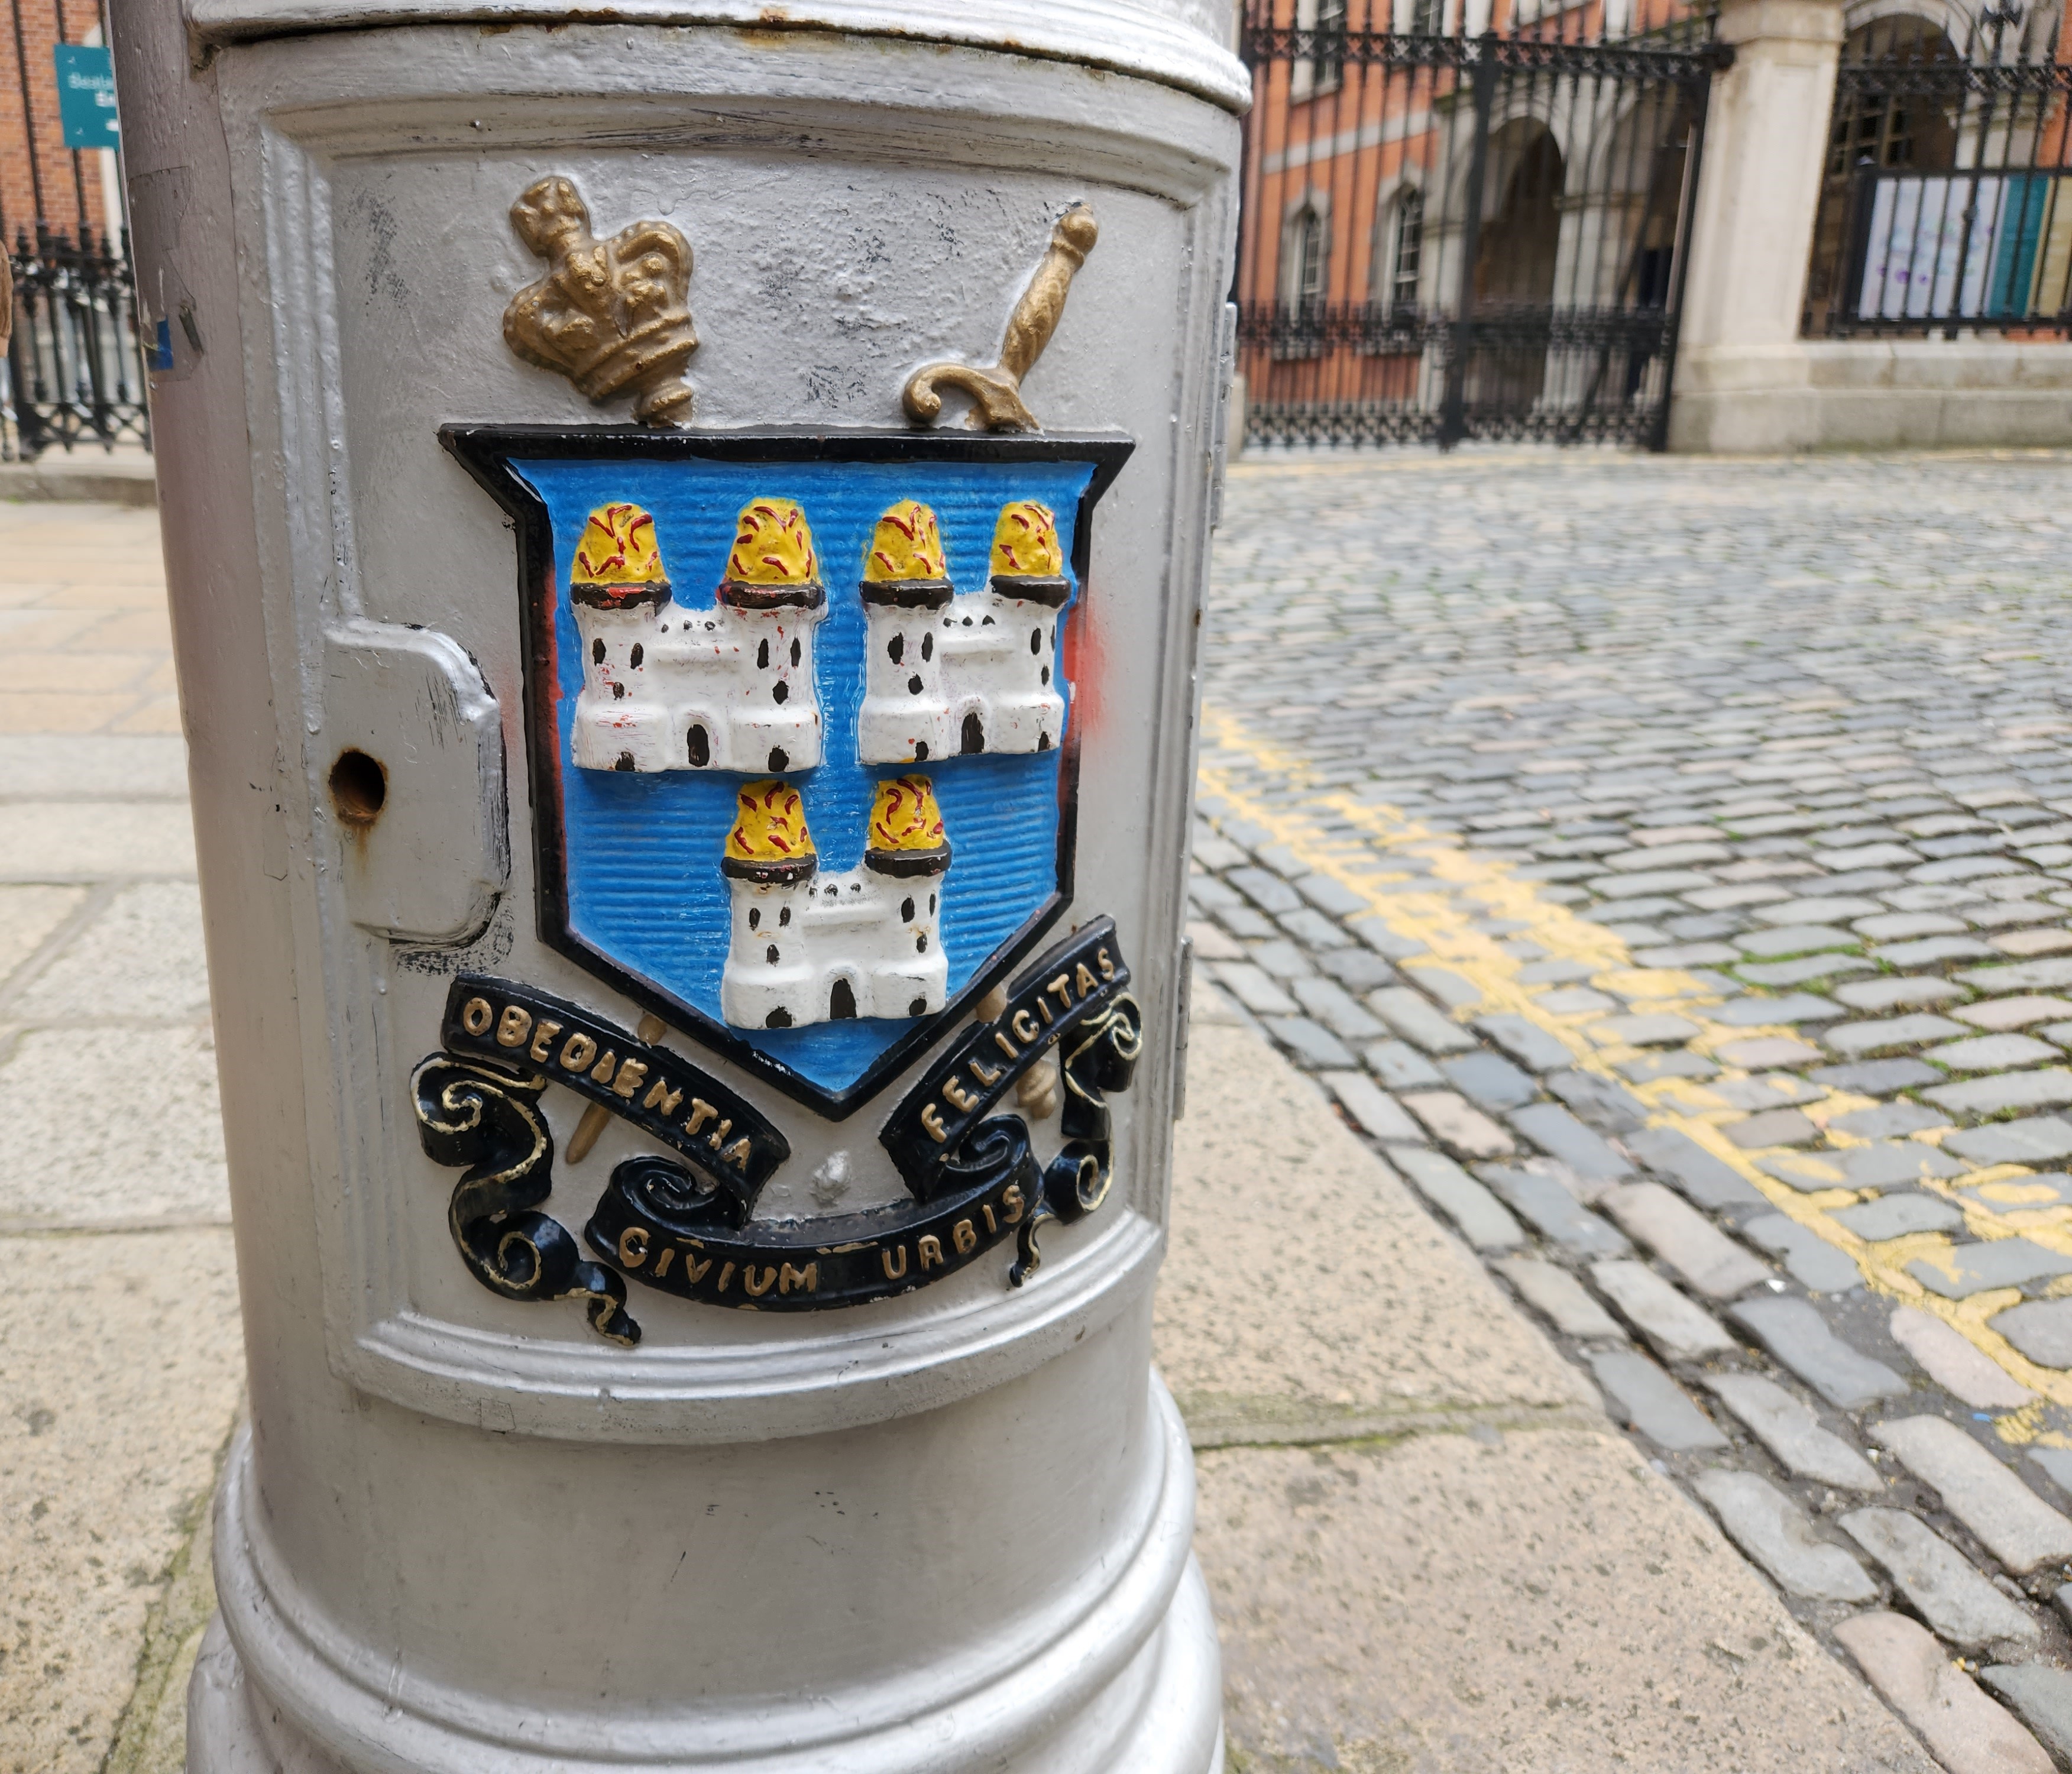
[502,176,698,426]
[904,203,1097,434]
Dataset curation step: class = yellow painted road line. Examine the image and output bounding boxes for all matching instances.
[1199,705,2072,1427]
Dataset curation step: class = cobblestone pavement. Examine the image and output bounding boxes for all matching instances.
[1195,446,2072,1770]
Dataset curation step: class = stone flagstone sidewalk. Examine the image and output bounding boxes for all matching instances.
[0,497,241,1774]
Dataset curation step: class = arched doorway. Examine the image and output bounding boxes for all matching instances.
[1465,120,1565,416]
[1475,121,1565,306]
[1804,16,1961,331]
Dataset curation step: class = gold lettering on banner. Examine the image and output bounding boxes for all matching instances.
[653,1247,675,1278]
[1012,1010,1041,1044]
[716,1261,735,1294]
[721,1138,753,1170]
[1035,996,1054,1027]
[881,1246,908,1281]
[1047,975,1073,1011]
[779,1261,818,1295]
[1003,1183,1025,1223]
[461,997,494,1037]
[1097,947,1115,981]
[560,1032,598,1071]
[684,1099,718,1137]
[528,1019,563,1063]
[918,1235,944,1270]
[982,1204,998,1234]
[943,1077,977,1113]
[682,1251,713,1284]
[617,1226,650,1267]
[496,1005,532,1048]
[613,1058,649,1099]
[1075,962,1097,995]
[564,1010,669,1168]
[970,1057,1003,1087]
[643,1077,684,1118]
[921,1104,948,1143]
[744,1265,778,1297]
[590,1049,619,1086]
[993,1031,1019,1061]
[707,1118,733,1149]
[953,1219,977,1255]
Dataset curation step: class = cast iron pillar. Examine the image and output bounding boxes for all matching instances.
[107,1,1244,1769]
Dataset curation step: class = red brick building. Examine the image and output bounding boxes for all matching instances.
[1,0,113,247]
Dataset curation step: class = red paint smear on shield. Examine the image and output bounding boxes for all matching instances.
[1061,593,1101,759]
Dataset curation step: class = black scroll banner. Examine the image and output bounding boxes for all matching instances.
[584,1124,1044,1310]
[414,926,1139,1322]
[416,979,789,1341]
[879,918,1141,1286]
[583,920,1141,1311]
[410,1056,642,1346]
[438,976,789,1214]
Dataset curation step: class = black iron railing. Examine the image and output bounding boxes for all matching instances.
[1806,13,2072,338]
[1234,0,1725,451]
[4,226,151,459]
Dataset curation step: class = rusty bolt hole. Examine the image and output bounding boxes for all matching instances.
[329,749,387,829]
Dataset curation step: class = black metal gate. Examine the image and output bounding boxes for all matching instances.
[1235,0,1727,449]
[2,0,151,460]
[1804,10,2071,340]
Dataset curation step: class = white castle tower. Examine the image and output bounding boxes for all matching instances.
[720,776,952,1030]
[569,498,827,776]
[856,500,1071,765]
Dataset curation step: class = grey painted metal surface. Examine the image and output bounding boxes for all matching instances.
[107,1,1240,1766]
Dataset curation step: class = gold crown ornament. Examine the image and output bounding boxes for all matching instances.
[502,176,698,426]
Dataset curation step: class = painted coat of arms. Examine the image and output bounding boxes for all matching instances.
[444,427,1130,1116]
[413,180,1145,1338]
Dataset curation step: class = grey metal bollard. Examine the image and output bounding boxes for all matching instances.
[108,3,1243,1768]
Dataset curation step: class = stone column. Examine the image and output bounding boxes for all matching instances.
[1667,0,1844,451]
[106,4,1242,1770]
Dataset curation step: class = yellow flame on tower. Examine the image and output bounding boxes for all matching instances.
[725,498,818,585]
[989,501,1063,578]
[726,780,816,865]
[571,503,666,585]
[868,776,946,853]
[863,501,947,583]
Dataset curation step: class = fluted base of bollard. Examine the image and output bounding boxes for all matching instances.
[187,1381,1222,1774]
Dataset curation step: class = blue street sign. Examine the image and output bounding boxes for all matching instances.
[54,45,119,151]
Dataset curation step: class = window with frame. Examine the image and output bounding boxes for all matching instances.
[1390,189,1424,311]
[1295,206,1329,310]
[1277,202,1332,357]
[1315,0,1348,90]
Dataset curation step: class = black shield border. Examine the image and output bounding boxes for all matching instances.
[439,424,1134,1120]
